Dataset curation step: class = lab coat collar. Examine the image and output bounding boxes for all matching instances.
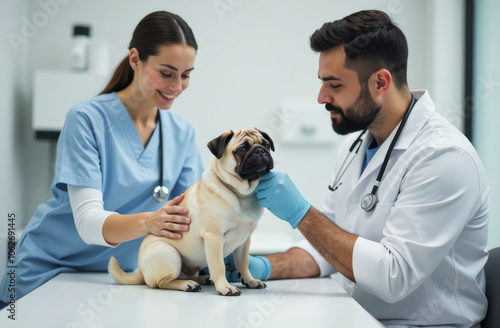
[352,89,435,184]
[394,89,435,150]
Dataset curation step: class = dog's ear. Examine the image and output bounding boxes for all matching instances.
[207,130,234,159]
[258,130,275,152]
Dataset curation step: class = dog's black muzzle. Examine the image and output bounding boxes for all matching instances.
[237,145,274,181]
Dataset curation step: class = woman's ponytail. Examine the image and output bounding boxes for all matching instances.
[99,56,134,95]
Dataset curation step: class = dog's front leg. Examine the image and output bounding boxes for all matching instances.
[233,237,267,289]
[202,231,241,296]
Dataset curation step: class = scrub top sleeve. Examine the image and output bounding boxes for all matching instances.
[169,129,204,197]
[55,107,102,192]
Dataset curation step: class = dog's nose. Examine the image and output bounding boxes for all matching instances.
[253,147,265,155]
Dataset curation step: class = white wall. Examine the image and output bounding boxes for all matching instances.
[1,0,473,254]
[427,0,466,132]
[474,0,500,249]
[0,0,30,281]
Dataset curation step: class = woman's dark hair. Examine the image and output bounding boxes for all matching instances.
[310,10,408,90]
[100,11,197,94]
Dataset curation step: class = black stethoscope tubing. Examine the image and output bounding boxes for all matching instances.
[153,109,169,202]
[328,129,367,192]
[329,94,417,212]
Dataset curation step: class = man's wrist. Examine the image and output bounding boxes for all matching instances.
[266,247,320,279]
[288,201,312,229]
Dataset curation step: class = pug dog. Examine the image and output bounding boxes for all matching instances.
[108,128,274,296]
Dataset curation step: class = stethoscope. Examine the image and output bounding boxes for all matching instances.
[328,94,417,212]
[153,109,169,203]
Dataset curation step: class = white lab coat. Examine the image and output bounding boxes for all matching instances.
[296,90,489,328]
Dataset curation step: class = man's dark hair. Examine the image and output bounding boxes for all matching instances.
[310,10,408,90]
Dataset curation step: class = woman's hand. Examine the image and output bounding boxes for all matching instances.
[142,194,191,239]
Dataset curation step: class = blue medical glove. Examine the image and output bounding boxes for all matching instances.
[254,171,311,228]
[199,253,271,282]
[225,253,271,282]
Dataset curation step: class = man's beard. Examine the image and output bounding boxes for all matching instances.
[326,84,382,135]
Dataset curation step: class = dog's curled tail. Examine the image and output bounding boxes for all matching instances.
[108,256,145,285]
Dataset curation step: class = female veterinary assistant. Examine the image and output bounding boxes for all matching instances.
[0,11,203,307]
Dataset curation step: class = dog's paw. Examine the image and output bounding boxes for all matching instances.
[186,283,201,292]
[216,285,241,296]
[241,278,267,289]
[183,280,201,292]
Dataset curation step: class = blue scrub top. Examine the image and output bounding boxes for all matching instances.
[0,93,204,302]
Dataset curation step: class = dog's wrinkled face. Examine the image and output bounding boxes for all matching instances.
[207,128,274,194]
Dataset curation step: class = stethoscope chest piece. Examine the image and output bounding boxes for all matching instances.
[153,185,169,203]
[361,193,377,212]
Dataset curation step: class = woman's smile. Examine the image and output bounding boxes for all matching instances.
[157,90,176,102]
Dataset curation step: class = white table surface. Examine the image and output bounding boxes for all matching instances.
[0,273,383,328]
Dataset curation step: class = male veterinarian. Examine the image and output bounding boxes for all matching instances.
[251,10,490,328]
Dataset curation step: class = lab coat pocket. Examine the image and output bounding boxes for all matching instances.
[357,201,395,241]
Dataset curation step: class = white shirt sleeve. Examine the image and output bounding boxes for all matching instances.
[293,239,338,277]
[67,185,119,247]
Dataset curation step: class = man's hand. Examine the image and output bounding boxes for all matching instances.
[254,172,311,228]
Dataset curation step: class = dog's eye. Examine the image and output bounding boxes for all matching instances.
[237,147,247,154]
[263,143,270,149]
